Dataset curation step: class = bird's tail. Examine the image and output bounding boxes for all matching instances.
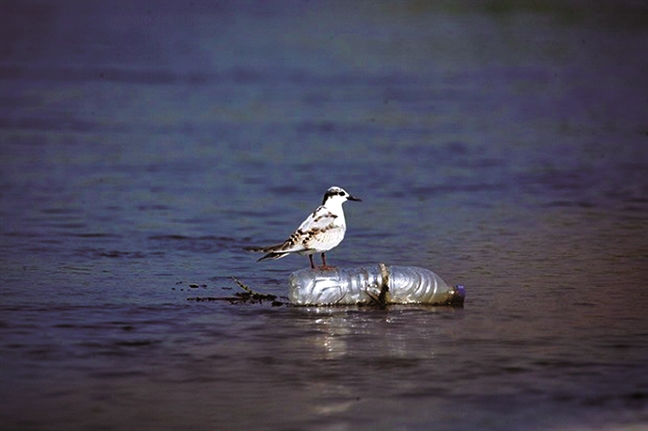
[257,251,289,261]
[244,243,291,261]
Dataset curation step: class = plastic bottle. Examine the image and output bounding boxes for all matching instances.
[288,263,465,306]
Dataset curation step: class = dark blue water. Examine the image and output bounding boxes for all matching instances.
[1,1,647,430]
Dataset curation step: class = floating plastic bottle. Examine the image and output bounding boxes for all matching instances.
[288,263,465,306]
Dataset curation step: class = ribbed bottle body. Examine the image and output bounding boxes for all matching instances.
[289,264,464,306]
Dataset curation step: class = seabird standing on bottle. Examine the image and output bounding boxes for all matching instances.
[245,186,361,270]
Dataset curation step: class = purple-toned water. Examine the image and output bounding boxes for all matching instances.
[1,1,647,430]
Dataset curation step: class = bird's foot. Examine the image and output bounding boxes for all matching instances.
[317,265,337,271]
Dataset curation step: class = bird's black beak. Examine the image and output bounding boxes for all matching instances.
[348,195,362,202]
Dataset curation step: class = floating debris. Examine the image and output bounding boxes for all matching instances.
[289,264,465,306]
[187,277,286,306]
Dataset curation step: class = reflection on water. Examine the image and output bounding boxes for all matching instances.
[313,314,354,360]
[1,1,647,430]
[301,306,460,361]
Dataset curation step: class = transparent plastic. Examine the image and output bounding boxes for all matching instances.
[288,263,465,306]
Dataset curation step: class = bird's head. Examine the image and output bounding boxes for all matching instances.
[322,186,362,206]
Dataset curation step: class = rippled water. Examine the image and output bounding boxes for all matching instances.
[1,1,647,430]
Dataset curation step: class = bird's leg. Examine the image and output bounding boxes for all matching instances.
[319,253,335,270]
[308,254,316,269]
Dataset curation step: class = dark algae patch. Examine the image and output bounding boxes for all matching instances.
[187,277,286,306]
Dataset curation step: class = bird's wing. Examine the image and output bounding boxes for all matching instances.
[270,205,338,253]
[245,206,338,255]
[297,205,338,233]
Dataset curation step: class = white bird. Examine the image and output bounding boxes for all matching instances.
[245,186,361,269]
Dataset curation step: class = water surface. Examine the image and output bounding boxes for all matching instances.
[1,1,647,430]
